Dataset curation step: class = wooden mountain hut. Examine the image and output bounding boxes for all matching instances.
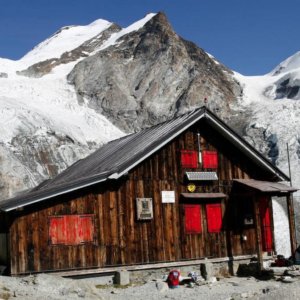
[0,106,297,276]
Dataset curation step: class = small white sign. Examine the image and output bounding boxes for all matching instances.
[161,191,175,203]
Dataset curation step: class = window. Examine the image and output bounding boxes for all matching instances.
[181,150,198,168]
[206,203,222,233]
[184,205,202,234]
[49,214,94,245]
[202,151,218,169]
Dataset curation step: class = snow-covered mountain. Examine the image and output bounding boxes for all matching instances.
[234,52,300,189]
[233,55,300,257]
[0,12,299,256]
[0,13,157,199]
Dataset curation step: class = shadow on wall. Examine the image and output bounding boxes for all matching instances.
[293,196,300,245]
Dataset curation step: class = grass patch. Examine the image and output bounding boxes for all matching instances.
[0,291,11,300]
[95,283,132,289]
[112,284,131,289]
[95,284,109,289]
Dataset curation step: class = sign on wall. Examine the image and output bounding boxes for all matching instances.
[161,191,175,203]
[136,198,153,220]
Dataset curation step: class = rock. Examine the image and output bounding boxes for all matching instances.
[76,287,86,297]
[187,282,195,288]
[68,12,241,133]
[162,274,168,281]
[285,270,300,277]
[156,281,169,292]
[230,292,241,300]
[114,270,130,286]
[270,75,300,100]
[0,72,8,78]
[200,261,214,281]
[269,267,288,276]
[59,287,70,296]
[208,276,217,283]
[0,128,97,201]
[282,276,296,283]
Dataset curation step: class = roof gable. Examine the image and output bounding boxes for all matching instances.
[0,107,289,211]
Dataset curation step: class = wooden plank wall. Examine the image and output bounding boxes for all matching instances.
[8,123,276,275]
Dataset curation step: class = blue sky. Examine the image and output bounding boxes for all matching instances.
[0,0,299,75]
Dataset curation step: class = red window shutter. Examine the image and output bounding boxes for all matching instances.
[181,150,198,168]
[259,197,273,252]
[49,216,65,245]
[185,205,202,234]
[65,215,81,245]
[79,215,94,242]
[202,151,218,169]
[206,203,222,233]
[49,215,94,245]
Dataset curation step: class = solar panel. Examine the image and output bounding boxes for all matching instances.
[185,172,218,181]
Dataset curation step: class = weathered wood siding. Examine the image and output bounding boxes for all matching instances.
[8,122,276,275]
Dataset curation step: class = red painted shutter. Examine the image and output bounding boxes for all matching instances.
[202,151,218,169]
[79,215,94,242]
[49,215,94,245]
[49,216,65,244]
[185,205,202,233]
[65,215,81,245]
[206,203,222,233]
[181,150,198,168]
[259,197,273,252]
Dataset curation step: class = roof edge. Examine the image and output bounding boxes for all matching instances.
[113,108,207,179]
[1,173,109,212]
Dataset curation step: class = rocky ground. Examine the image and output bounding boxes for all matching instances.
[1,270,300,300]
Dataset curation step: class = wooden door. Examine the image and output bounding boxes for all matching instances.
[259,196,273,252]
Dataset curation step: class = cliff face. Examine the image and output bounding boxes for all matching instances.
[68,13,242,132]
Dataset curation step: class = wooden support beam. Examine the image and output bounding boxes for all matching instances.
[287,194,297,257]
[269,198,276,255]
[253,196,263,272]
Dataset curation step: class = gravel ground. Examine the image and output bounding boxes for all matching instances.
[0,273,300,300]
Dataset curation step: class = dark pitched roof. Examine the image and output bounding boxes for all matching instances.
[0,106,290,211]
[233,179,297,193]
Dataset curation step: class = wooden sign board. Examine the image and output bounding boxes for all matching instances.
[136,198,153,220]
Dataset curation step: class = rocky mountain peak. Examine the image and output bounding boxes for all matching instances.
[68,12,242,132]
